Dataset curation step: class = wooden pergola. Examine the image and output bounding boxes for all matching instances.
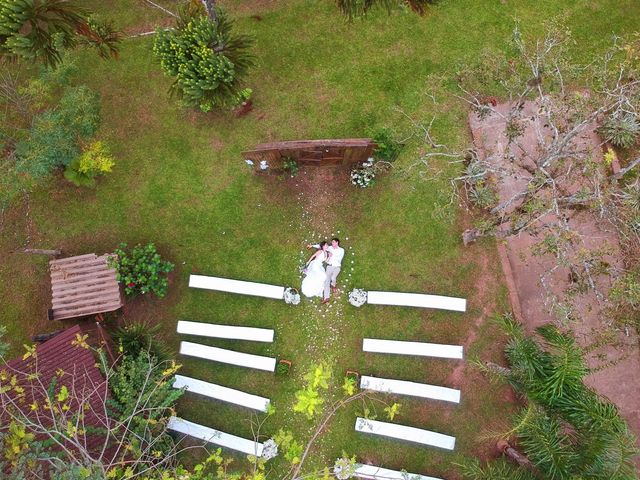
[48,254,123,321]
[242,138,376,172]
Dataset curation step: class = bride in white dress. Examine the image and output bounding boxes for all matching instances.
[301,242,331,298]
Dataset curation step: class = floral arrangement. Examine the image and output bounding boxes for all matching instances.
[283,287,301,305]
[350,158,376,188]
[261,438,278,460]
[348,288,367,307]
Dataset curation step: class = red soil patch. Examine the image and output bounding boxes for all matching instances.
[469,101,640,437]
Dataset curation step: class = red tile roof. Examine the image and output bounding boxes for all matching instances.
[1,325,117,460]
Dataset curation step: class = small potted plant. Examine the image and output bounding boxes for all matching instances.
[276,359,292,376]
[345,369,360,383]
[342,369,360,395]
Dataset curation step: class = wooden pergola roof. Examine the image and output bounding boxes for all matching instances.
[49,254,123,321]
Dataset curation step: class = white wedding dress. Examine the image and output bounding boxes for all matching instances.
[301,251,327,298]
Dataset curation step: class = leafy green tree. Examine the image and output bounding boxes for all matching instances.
[108,351,183,460]
[0,338,185,478]
[14,84,100,180]
[463,316,638,480]
[0,0,120,67]
[153,7,254,112]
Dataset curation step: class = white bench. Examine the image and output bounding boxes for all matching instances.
[355,464,443,480]
[180,341,276,372]
[355,418,455,451]
[363,339,463,360]
[360,375,460,404]
[189,274,285,300]
[167,416,263,456]
[366,291,466,312]
[173,375,270,412]
[177,320,274,343]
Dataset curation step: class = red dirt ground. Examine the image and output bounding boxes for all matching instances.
[469,101,640,438]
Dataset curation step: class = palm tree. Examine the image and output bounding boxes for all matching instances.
[0,0,120,66]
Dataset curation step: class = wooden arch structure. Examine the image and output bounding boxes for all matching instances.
[242,139,376,172]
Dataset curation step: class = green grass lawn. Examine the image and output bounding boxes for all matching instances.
[2,0,639,477]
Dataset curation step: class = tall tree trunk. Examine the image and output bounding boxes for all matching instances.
[497,440,536,470]
[201,0,217,23]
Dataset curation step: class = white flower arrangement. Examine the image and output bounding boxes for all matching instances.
[348,288,367,307]
[261,438,278,460]
[259,160,269,170]
[350,158,376,188]
[283,287,301,305]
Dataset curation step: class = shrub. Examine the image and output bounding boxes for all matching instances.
[15,85,100,180]
[153,11,254,112]
[282,157,299,177]
[599,113,640,149]
[15,111,80,179]
[55,85,100,137]
[109,243,174,298]
[370,127,402,162]
[293,363,332,419]
[108,351,182,459]
[111,320,171,361]
[64,141,114,187]
[234,87,252,106]
[469,182,498,209]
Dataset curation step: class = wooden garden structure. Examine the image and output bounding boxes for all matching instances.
[242,139,376,172]
[48,253,123,321]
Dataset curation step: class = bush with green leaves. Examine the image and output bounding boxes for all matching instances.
[599,113,640,149]
[109,243,175,298]
[370,127,402,162]
[108,351,183,461]
[153,10,254,112]
[0,62,97,209]
[63,140,114,187]
[282,157,299,177]
[15,85,100,180]
[111,320,171,361]
[293,363,332,419]
[469,182,498,209]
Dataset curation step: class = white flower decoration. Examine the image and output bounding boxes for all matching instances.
[283,287,301,305]
[261,438,278,460]
[349,289,367,307]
